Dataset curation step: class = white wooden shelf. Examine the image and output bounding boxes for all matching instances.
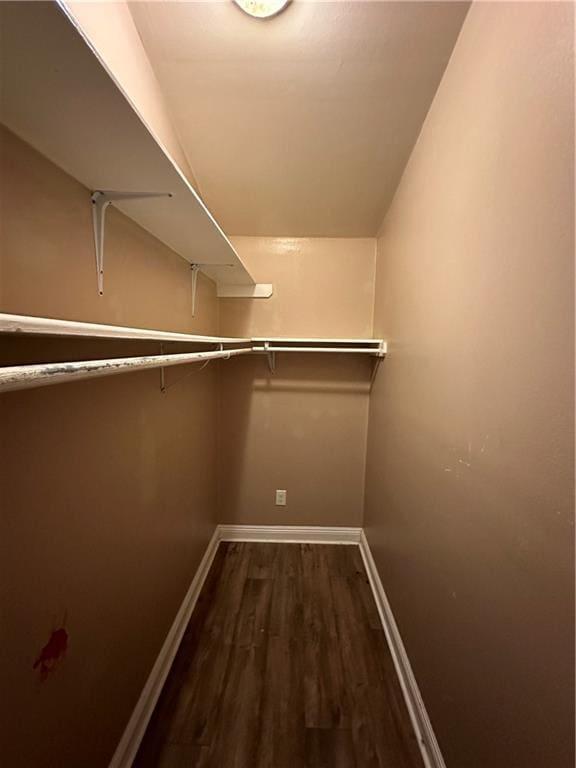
[253,346,384,353]
[0,2,270,297]
[252,337,385,345]
[0,314,250,346]
[251,337,386,374]
[252,337,387,355]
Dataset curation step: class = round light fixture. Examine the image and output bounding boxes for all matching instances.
[233,0,291,19]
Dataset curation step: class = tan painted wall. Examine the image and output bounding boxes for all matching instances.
[220,236,375,339]
[364,4,574,767]
[0,127,219,767]
[218,236,375,526]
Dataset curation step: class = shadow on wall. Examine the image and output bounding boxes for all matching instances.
[217,354,373,528]
[251,353,373,395]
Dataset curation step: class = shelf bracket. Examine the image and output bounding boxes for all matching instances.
[91,190,172,295]
[191,264,201,317]
[264,341,276,374]
[189,262,235,317]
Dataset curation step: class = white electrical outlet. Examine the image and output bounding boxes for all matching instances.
[275,489,287,506]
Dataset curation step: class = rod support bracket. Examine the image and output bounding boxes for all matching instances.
[264,341,276,374]
[218,342,231,361]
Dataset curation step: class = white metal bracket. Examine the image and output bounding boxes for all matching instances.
[190,262,235,317]
[91,190,172,295]
[190,264,201,318]
[219,342,232,361]
[264,341,276,374]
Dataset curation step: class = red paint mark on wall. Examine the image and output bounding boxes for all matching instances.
[33,628,68,681]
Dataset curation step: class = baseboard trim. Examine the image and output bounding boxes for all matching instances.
[217,524,362,544]
[108,526,220,768]
[359,530,446,768]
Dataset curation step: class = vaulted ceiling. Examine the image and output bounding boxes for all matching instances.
[131,1,469,237]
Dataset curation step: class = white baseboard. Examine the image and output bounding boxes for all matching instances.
[108,526,220,768]
[359,530,446,768]
[109,524,443,768]
[217,524,362,544]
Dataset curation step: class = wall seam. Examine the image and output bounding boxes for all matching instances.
[360,236,378,528]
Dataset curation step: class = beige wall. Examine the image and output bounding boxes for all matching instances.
[218,353,372,527]
[364,4,574,767]
[220,236,375,338]
[0,127,219,767]
[218,236,375,526]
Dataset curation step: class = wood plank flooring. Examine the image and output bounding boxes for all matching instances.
[134,543,423,768]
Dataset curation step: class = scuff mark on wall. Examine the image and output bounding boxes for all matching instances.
[33,627,68,681]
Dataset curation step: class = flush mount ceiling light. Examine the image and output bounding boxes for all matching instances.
[233,0,291,19]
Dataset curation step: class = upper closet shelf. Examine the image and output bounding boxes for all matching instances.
[0,315,385,353]
[252,337,386,373]
[0,314,250,346]
[0,2,270,298]
[252,338,387,355]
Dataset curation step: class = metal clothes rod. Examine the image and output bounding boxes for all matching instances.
[0,313,249,345]
[0,348,252,393]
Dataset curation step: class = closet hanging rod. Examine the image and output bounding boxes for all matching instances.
[0,313,250,346]
[0,348,252,394]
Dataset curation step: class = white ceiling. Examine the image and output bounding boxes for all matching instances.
[131,1,469,237]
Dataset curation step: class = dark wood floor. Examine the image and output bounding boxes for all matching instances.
[135,542,423,768]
